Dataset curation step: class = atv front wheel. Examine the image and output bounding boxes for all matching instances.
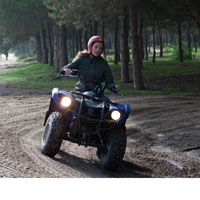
[99,127,127,171]
[41,112,66,157]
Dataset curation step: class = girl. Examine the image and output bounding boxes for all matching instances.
[61,36,120,92]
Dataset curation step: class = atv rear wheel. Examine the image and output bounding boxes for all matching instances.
[41,112,66,157]
[99,127,127,171]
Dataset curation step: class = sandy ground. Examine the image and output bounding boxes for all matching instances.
[0,55,200,178]
[0,54,24,73]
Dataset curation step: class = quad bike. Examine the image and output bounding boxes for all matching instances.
[41,70,130,171]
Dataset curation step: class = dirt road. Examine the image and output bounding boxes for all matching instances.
[0,54,24,73]
[0,93,200,177]
[1,57,200,177]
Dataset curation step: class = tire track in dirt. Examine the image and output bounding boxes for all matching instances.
[1,94,200,177]
[0,95,147,177]
[0,96,54,177]
[124,95,200,177]
[1,95,83,177]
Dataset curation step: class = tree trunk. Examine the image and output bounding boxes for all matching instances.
[129,2,145,90]
[50,22,54,55]
[106,37,111,55]
[53,22,60,72]
[148,44,151,52]
[165,32,169,46]
[144,24,149,60]
[159,28,163,57]
[78,29,82,51]
[59,25,68,70]
[35,33,43,63]
[84,29,88,50]
[177,17,184,62]
[199,28,200,47]
[72,28,75,58]
[138,0,144,63]
[75,29,79,53]
[40,27,48,64]
[101,20,106,59]
[46,20,54,66]
[150,1,156,63]
[152,24,156,63]
[90,20,93,37]
[193,33,198,53]
[120,6,130,82]
[93,20,98,35]
[187,21,192,60]
[114,17,120,64]
[101,21,105,38]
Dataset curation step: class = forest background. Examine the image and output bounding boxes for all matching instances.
[0,0,200,96]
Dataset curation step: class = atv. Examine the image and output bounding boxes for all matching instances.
[41,70,130,171]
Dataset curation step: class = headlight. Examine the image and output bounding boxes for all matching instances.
[61,97,72,107]
[111,110,121,121]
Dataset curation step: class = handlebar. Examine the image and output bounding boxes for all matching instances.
[60,69,79,78]
[59,68,123,95]
[60,74,79,78]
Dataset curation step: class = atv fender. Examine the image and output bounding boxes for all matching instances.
[44,88,73,126]
[109,103,131,125]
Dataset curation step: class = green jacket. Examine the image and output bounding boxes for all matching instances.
[62,55,115,91]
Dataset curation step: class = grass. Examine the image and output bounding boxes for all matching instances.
[0,47,200,96]
[0,62,76,92]
[109,47,200,96]
[110,61,200,97]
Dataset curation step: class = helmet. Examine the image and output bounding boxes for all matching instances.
[87,36,104,53]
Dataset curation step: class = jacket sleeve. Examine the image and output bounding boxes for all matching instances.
[103,61,116,91]
[60,57,82,72]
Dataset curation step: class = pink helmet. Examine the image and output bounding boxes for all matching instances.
[87,36,104,53]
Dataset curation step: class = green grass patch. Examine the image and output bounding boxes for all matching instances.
[18,56,37,63]
[0,47,200,97]
[0,63,76,92]
[108,54,200,96]
[142,60,200,96]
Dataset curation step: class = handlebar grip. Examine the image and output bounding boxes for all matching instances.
[110,86,118,93]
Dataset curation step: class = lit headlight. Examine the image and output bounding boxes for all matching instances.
[61,97,72,107]
[111,110,121,121]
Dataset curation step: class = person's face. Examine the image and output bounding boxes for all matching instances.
[92,42,103,57]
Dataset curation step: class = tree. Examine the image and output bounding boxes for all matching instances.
[129,0,145,90]
[176,0,184,62]
[35,33,43,63]
[114,17,120,64]
[187,21,192,60]
[0,0,52,64]
[183,0,200,29]
[1,0,199,92]
[120,5,130,82]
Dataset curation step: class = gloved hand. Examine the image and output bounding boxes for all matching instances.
[65,69,73,75]
[110,85,120,93]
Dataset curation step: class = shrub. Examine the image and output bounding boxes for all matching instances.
[172,43,192,61]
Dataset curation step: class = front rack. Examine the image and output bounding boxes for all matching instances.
[71,91,118,105]
[71,91,108,122]
[70,91,115,146]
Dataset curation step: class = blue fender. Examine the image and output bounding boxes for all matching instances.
[46,88,74,126]
[51,88,74,111]
[109,103,131,124]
